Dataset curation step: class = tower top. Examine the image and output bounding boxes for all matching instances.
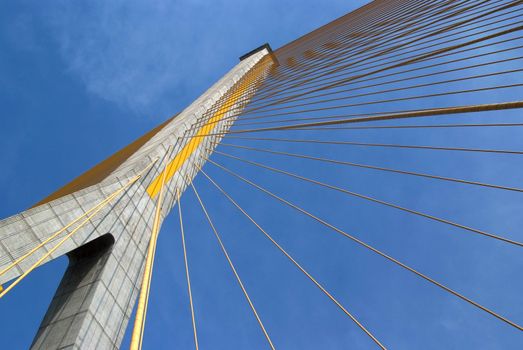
[239,43,273,61]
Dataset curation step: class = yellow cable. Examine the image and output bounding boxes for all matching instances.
[0,159,158,279]
[190,181,276,350]
[0,160,156,299]
[137,153,175,350]
[130,146,173,350]
[199,167,387,350]
[178,190,199,350]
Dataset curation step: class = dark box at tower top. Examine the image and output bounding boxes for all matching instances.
[239,43,273,61]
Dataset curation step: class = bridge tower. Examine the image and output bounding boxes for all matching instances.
[0,46,275,349]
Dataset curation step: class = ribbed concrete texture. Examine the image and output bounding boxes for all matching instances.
[0,48,275,350]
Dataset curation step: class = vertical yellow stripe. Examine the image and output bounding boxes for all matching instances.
[146,58,270,198]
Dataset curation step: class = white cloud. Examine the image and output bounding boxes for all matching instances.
[45,0,231,116]
[43,0,359,117]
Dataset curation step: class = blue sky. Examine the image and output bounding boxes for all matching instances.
[1,0,522,349]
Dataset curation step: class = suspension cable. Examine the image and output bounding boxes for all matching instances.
[210,151,522,247]
[0,160,156,299]
[278,122,523,131]
[206,158,523,331]
[178,189,199,350]
[228,101,523,134]
[217,143,523,193]
[190,181,276,350]
[219,136,523,156]
[199,167,387,349]
[0,158,159,279]
[130,145,173,350]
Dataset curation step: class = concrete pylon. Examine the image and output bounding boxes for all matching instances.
[0,46,275,349]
